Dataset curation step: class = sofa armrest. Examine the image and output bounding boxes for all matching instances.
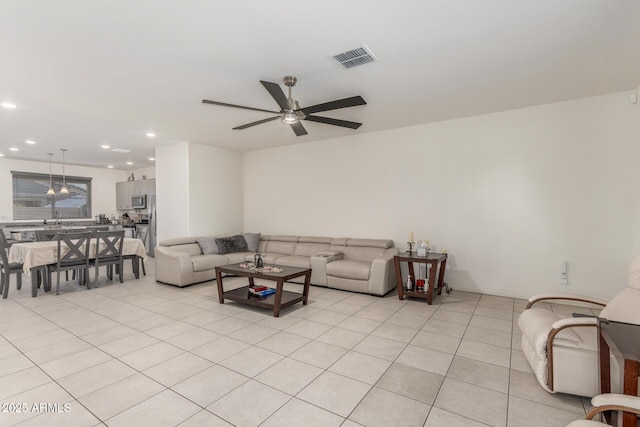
[368,254,397,296]
[310,252,344,286]
[155,246,195,287]
[526,293,608,309]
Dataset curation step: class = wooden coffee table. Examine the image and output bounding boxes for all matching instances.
[215,263,311,317]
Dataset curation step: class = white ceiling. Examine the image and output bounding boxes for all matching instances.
[1,0,639,170]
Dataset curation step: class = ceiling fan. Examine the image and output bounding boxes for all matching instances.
[202,76,366,136]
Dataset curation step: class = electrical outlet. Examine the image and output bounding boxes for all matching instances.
[560,260,568,284]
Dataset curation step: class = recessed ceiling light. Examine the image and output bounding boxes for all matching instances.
[9,147,19,151]
[146,132,156,138]
[107,165,114,169]
[126,161,133,165]
[149,157,155,161]
[0,154,4,157]
[25,140,36,145]
[101,144,110,149]
[1,102,17,109]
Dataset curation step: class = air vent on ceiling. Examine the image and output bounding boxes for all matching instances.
[111,148,130,153]
[333,46,377,70]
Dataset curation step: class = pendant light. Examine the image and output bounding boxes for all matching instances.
[46,153,55,195]
[59,148,69,194]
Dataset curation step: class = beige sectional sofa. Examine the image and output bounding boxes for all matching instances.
[155,234,399,296]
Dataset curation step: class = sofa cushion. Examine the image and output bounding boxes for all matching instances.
[270,235,299,242]
[331,238,349,246]
[226,252,253,263]
[196,236,219,255]
[299,236,333,244]
[215,235,249,254]
[261,253,287,264]
[294,243,330,257]
[628,253,640,289]
[347,238,393,249]
[599,287,640,324]
[265,240,296,256]
[277,255,311,268]
[242,232,261,252]
[326,260,371,280]
[518,308,582,359]
[192,254,228,272]
[169,243,203,256]
[343,246,388,262]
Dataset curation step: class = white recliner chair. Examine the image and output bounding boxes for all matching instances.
[566,393,640,426]
[518,254,640,397]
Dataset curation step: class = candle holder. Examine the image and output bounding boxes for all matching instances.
[407,241,415,254]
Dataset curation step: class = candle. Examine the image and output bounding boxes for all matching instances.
[409,232,414,242]
[426,240,430,248]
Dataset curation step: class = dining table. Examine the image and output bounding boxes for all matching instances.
[8,237,147,297]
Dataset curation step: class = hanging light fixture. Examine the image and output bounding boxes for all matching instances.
[59,148,69,194]
[46,153,55,195]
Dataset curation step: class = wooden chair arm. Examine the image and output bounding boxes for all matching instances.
[526,294,608,309]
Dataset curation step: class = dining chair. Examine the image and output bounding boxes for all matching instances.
[0,229,23,299]
[34,229,61,241]
[47,231,92,295]
[135,226,147,276]
[34,229,65,288]
[90,230,124,283]
[122,227,147,278]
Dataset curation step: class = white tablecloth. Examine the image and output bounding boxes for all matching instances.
[8,238,147,273]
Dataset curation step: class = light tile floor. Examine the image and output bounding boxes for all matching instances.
[0,258,599,427]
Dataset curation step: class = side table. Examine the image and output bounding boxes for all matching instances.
[394,251,449,305]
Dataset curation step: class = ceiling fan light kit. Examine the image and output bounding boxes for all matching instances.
[281,111,299,125]
[202,76,366,136]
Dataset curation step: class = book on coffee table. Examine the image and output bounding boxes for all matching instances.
[249,287,276,297]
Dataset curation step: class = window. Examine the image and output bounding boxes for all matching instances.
[12,171,92,220]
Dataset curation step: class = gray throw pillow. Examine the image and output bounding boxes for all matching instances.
[215,235,249,255]
[196,237,219,255]
[242,232,261,252]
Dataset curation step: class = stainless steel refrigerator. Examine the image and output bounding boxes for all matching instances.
[136,195,157,256]
[147,194,157,256]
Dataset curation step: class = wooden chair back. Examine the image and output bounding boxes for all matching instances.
[35,229,61,242]
[55,231,91,267]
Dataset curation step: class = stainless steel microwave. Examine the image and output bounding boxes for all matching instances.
[131,194,146,209]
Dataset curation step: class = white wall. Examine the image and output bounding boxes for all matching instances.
[188,143,243,237]
[156,141,243,242]
[156,142,191,242]
[0,157,125,221]
[244,91,640,300]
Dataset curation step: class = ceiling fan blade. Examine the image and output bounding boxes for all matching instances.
[304,115,362,129]
[260,81,291,111]
[233,116,280,130]
[290,121,308,136]
[202,99,280,114]
[300,96,366,115]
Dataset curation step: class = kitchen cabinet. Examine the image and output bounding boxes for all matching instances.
[132,179,155,195]
[116,179,155,210]
[116,181,132,210]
